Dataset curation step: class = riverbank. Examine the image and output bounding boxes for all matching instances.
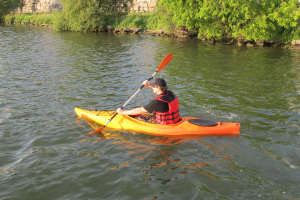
[112,26,300,49]
[4,12,300,49]
[6,21,300,49]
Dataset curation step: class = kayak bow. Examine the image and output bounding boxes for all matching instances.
[75,107,240,136]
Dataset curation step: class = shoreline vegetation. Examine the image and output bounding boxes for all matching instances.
[2,0,300,49]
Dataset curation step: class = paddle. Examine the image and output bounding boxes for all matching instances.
[86,54,173,137]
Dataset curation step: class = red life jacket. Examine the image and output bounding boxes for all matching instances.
[153,90,181,125]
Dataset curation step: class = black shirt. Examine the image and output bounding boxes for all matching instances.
[143,99,169,113]
[143,90,175,113]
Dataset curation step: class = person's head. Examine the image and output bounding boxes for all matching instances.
[150,78,168,94]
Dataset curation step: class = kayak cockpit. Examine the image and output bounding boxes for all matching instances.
[128,114,184,125]
[188,119,218,127]
[129,114,221,127]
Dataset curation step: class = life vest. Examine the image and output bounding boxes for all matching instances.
[153,90,181,125]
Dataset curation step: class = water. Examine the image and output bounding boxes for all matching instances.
[0,23,299,200]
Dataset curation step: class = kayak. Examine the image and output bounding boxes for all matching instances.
[75,107,240,136]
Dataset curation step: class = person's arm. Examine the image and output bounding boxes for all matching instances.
[116,107,147,115]
[116,80,153,116]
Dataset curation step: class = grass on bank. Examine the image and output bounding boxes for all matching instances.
[109,12,175,31]
[4,11,174,32]
[5,13,54,25]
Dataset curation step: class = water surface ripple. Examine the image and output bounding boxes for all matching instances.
[0,24,299,200]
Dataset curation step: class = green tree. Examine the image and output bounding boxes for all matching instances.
[0,0,20,21]
[98,0,131,12]
[158,0,300,41]
[52,0,103,31]
[52,0,132,31]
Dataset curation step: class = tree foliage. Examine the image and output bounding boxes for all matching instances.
[52,0,103,31]
[158,0,300,41]
[0,0,20,21]
[52,0,131,31]
[98,0,131,12]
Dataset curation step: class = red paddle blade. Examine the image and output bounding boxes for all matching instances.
[157,54,173,72]
[86,126,104,137]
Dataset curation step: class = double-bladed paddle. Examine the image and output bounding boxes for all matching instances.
[86,54,173,137]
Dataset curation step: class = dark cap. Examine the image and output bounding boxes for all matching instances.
[150,78,167,87]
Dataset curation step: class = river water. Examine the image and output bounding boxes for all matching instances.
[0,23,299,200]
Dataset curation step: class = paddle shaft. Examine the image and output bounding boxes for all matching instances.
[102,71,157,128]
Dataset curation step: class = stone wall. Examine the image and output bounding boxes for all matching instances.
[131,0,157,12]
[18,0,156,13]
[19,0,63,13]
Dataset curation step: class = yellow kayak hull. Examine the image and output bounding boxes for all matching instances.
[75,107,240,136]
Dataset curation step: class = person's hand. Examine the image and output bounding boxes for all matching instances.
[142,80,150,87]
[116,108,123,114]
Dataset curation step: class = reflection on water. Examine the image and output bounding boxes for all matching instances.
[0,23,300,199]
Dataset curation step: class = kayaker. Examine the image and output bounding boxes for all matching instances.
[116,78,181,124]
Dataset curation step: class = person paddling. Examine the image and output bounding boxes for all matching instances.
[116,78,181,124]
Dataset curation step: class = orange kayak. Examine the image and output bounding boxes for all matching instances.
[75,107,240,136]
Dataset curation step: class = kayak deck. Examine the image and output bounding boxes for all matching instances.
[75,107,240,136]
